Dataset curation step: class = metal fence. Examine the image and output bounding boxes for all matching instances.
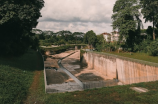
[83,80,118,89]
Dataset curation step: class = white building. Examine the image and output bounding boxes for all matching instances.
[111,31,119,42]
[102,31,125,42]
[102,32,111,42]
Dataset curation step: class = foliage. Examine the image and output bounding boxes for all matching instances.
[0,50,43,104]
[133,39,151,52]
[83,30,97,47]
[40,45,87,55]
[0,0,44,56]
[146,26,158,40]
[147,39,158,56]
[95,34,105,51]
[112,0,142,50]
[140,0,158,40]
[33,29,85,45]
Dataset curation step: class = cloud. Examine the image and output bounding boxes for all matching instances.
[36,0,116,34]
[38,0,115,23]
[36,0,152,34]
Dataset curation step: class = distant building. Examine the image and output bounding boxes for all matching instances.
[101,31,125,42]
[111,31,126,42]
[111,31,119,42]
[101,32,111,42]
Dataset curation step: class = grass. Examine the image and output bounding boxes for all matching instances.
[0,49,43,104]
[2,48,158,104]
[22,71,158,104]
[44,81,158,104]
[105,51,158,63]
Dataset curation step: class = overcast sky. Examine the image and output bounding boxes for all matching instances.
[36,0,152,34]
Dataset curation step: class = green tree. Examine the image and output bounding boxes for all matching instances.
[72,32,84,44]
[0,0,44,56]
[84,30,97,48]
[96,34,105,51]
[140,0,158,40]
[147,39,158,56]
[111,0,142,50]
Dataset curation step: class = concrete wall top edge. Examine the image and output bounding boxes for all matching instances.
[86,51,158,67]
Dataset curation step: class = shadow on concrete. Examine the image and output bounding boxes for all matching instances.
[63,58,88,73]
[46,70,70,85]
[77,73,104,82]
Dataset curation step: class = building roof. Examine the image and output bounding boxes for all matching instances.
[111,31,119,34]
[101,32,111,35]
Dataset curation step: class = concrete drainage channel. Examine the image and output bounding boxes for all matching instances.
[44,50,119,93]
[58,51,84,88]
[44,51,83,93]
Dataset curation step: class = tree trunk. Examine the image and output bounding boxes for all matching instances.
[153,17,155,40]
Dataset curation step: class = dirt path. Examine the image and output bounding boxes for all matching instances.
[24,52,44,104]
[30,71,42,90]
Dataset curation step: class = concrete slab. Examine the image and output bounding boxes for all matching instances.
[47,82,83,93]
[130,87,149,93]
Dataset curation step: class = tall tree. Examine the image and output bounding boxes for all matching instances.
[140,0,158,40]
[111,0,142,49]
[0,0,44,56]
[84,30,97,48]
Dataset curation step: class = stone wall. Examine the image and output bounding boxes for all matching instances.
[82,52,158,84]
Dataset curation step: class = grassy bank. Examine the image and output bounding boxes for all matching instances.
[44,81,158,104]
[0,50,43,104]
[23,71,158,104]
[105,51,158,63]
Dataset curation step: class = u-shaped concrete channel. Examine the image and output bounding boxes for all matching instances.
[45,50,84,93]
[58,51,84,88]
[45,50,118,93]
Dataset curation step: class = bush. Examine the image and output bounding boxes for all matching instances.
[133,40,151,53]
[147,40,158,56]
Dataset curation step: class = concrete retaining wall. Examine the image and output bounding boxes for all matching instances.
[82,51,158,84]
[38,51,48,93]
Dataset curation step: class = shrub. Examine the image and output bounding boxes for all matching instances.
[147,39,158,56]
[133,40,151,53]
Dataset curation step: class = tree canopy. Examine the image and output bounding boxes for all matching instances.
[111,0,142,49]
[140,0,158,40]
[0,0,44,56]
[83,30,97,47]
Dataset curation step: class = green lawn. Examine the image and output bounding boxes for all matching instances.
[0,49,43,104]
